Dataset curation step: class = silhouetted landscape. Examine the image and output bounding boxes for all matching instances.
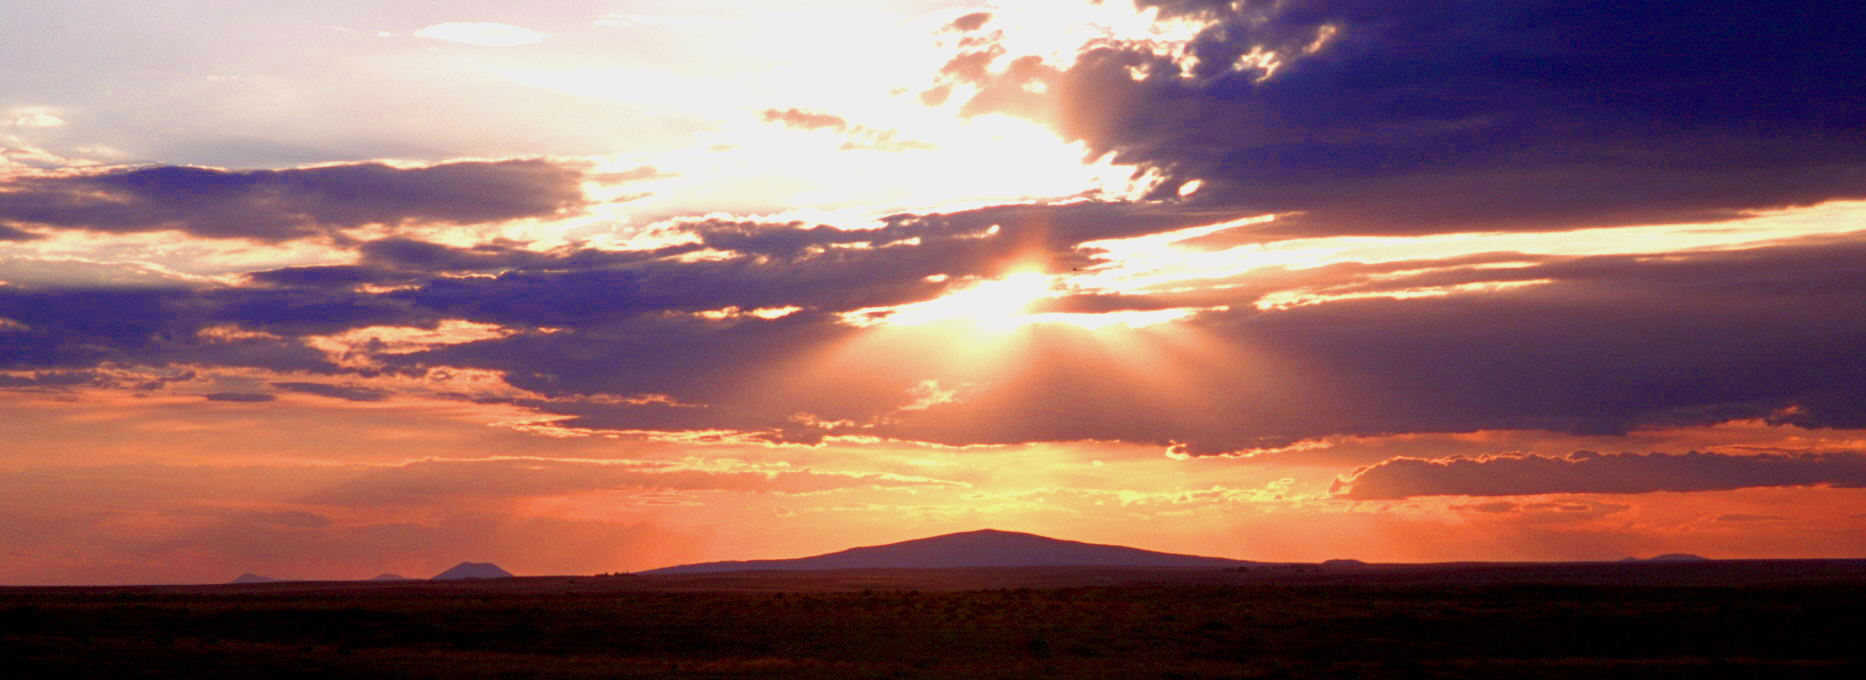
[5,531,1863,678]
[430,562,517,581]
[643,529,1256,574]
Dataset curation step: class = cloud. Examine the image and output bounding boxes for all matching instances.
[759,108,935,152]
[0,367,196,391]
[936,0,1866,236]
[10,215,1866,453]
[204,392,276,402]
[1337,451,1866,500]
[0,286,359,373]
[1,255,213,288]
[1448,499,1632,522]
[1458,501,1520,514]
[269,381,388,402]
[303,457,963,507]
[1715,513,1791,523]
[0,224,41,241]
[8,110,65,128]
[412,22,549,47]
[760,108,851,132]
[946,12,992,32]
[0,159,584,241]
[235,510,333,529]
[880,236,1866,452]
[0,370,105,388]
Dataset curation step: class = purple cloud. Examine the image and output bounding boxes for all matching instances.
[937,1,1866,235]
[1337,450,1866,499]
[0,159,583,241]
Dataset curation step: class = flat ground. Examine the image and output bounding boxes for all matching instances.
[4,561,1862,679]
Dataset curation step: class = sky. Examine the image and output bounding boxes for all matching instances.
[3,0,1865,585]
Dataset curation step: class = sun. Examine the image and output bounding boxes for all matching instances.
[843,273,1053,329]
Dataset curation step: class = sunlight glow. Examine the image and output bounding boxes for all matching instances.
[695,306,803,321]
[1022,306,1219,329]
[1069,202,1866,303]
[304,320,517,369]
[844,273,1053,329]
[1252,279,1556,311]
[838,270,1223,331]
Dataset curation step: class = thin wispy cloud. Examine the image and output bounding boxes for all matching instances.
[413,22,550,47]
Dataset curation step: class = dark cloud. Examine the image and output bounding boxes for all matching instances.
[661,199,1249,279]
[208,286,433,337]
[947,12,992,32]
[0,159,584,241]
[11,226,1866,454]
[204,392,276,402]
[1337,450,1866,500]
[939,0,1866,235]
[391,266,905,326]
[854,237,1866,453]
[0,281,424,375]
[0,288,332,372]
[0,223,41,241]
[246,237,699,287]
[239,197,1250,305]
[761,108,852,132]
[270,381,389,402]
[386,312,873,444]
[247,264,403,288]
[6,2,1865,504]
[0,368,195,391]
[4,124,1865,461]
[0,370,106,388]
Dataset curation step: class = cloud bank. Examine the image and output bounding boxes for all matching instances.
[935,0,1866,236]
[0,159,583,241]
[1339,451,1866,499]
[5,1,1866,504]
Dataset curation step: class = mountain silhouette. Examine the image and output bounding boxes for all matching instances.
[642,529,1252,575]
[230,573,280,584]
[1641,553,1712,562]
[370,573,413,581]
[431,562,514,580]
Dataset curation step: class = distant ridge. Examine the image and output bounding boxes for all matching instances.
[1621,553,1712,563]
[370,573,413,581]
[642,529,1253,575]
[431,562,514,580]
[230,573,280,584]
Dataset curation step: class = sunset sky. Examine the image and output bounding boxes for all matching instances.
[5,0,1866,585]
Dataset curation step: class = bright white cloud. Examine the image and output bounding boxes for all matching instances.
[9,110,65,128]
[413,22,549,47]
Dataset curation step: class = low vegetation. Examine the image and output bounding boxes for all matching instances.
[4,581,1862,678]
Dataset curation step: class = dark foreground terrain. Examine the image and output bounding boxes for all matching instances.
[4,561,1863,679]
